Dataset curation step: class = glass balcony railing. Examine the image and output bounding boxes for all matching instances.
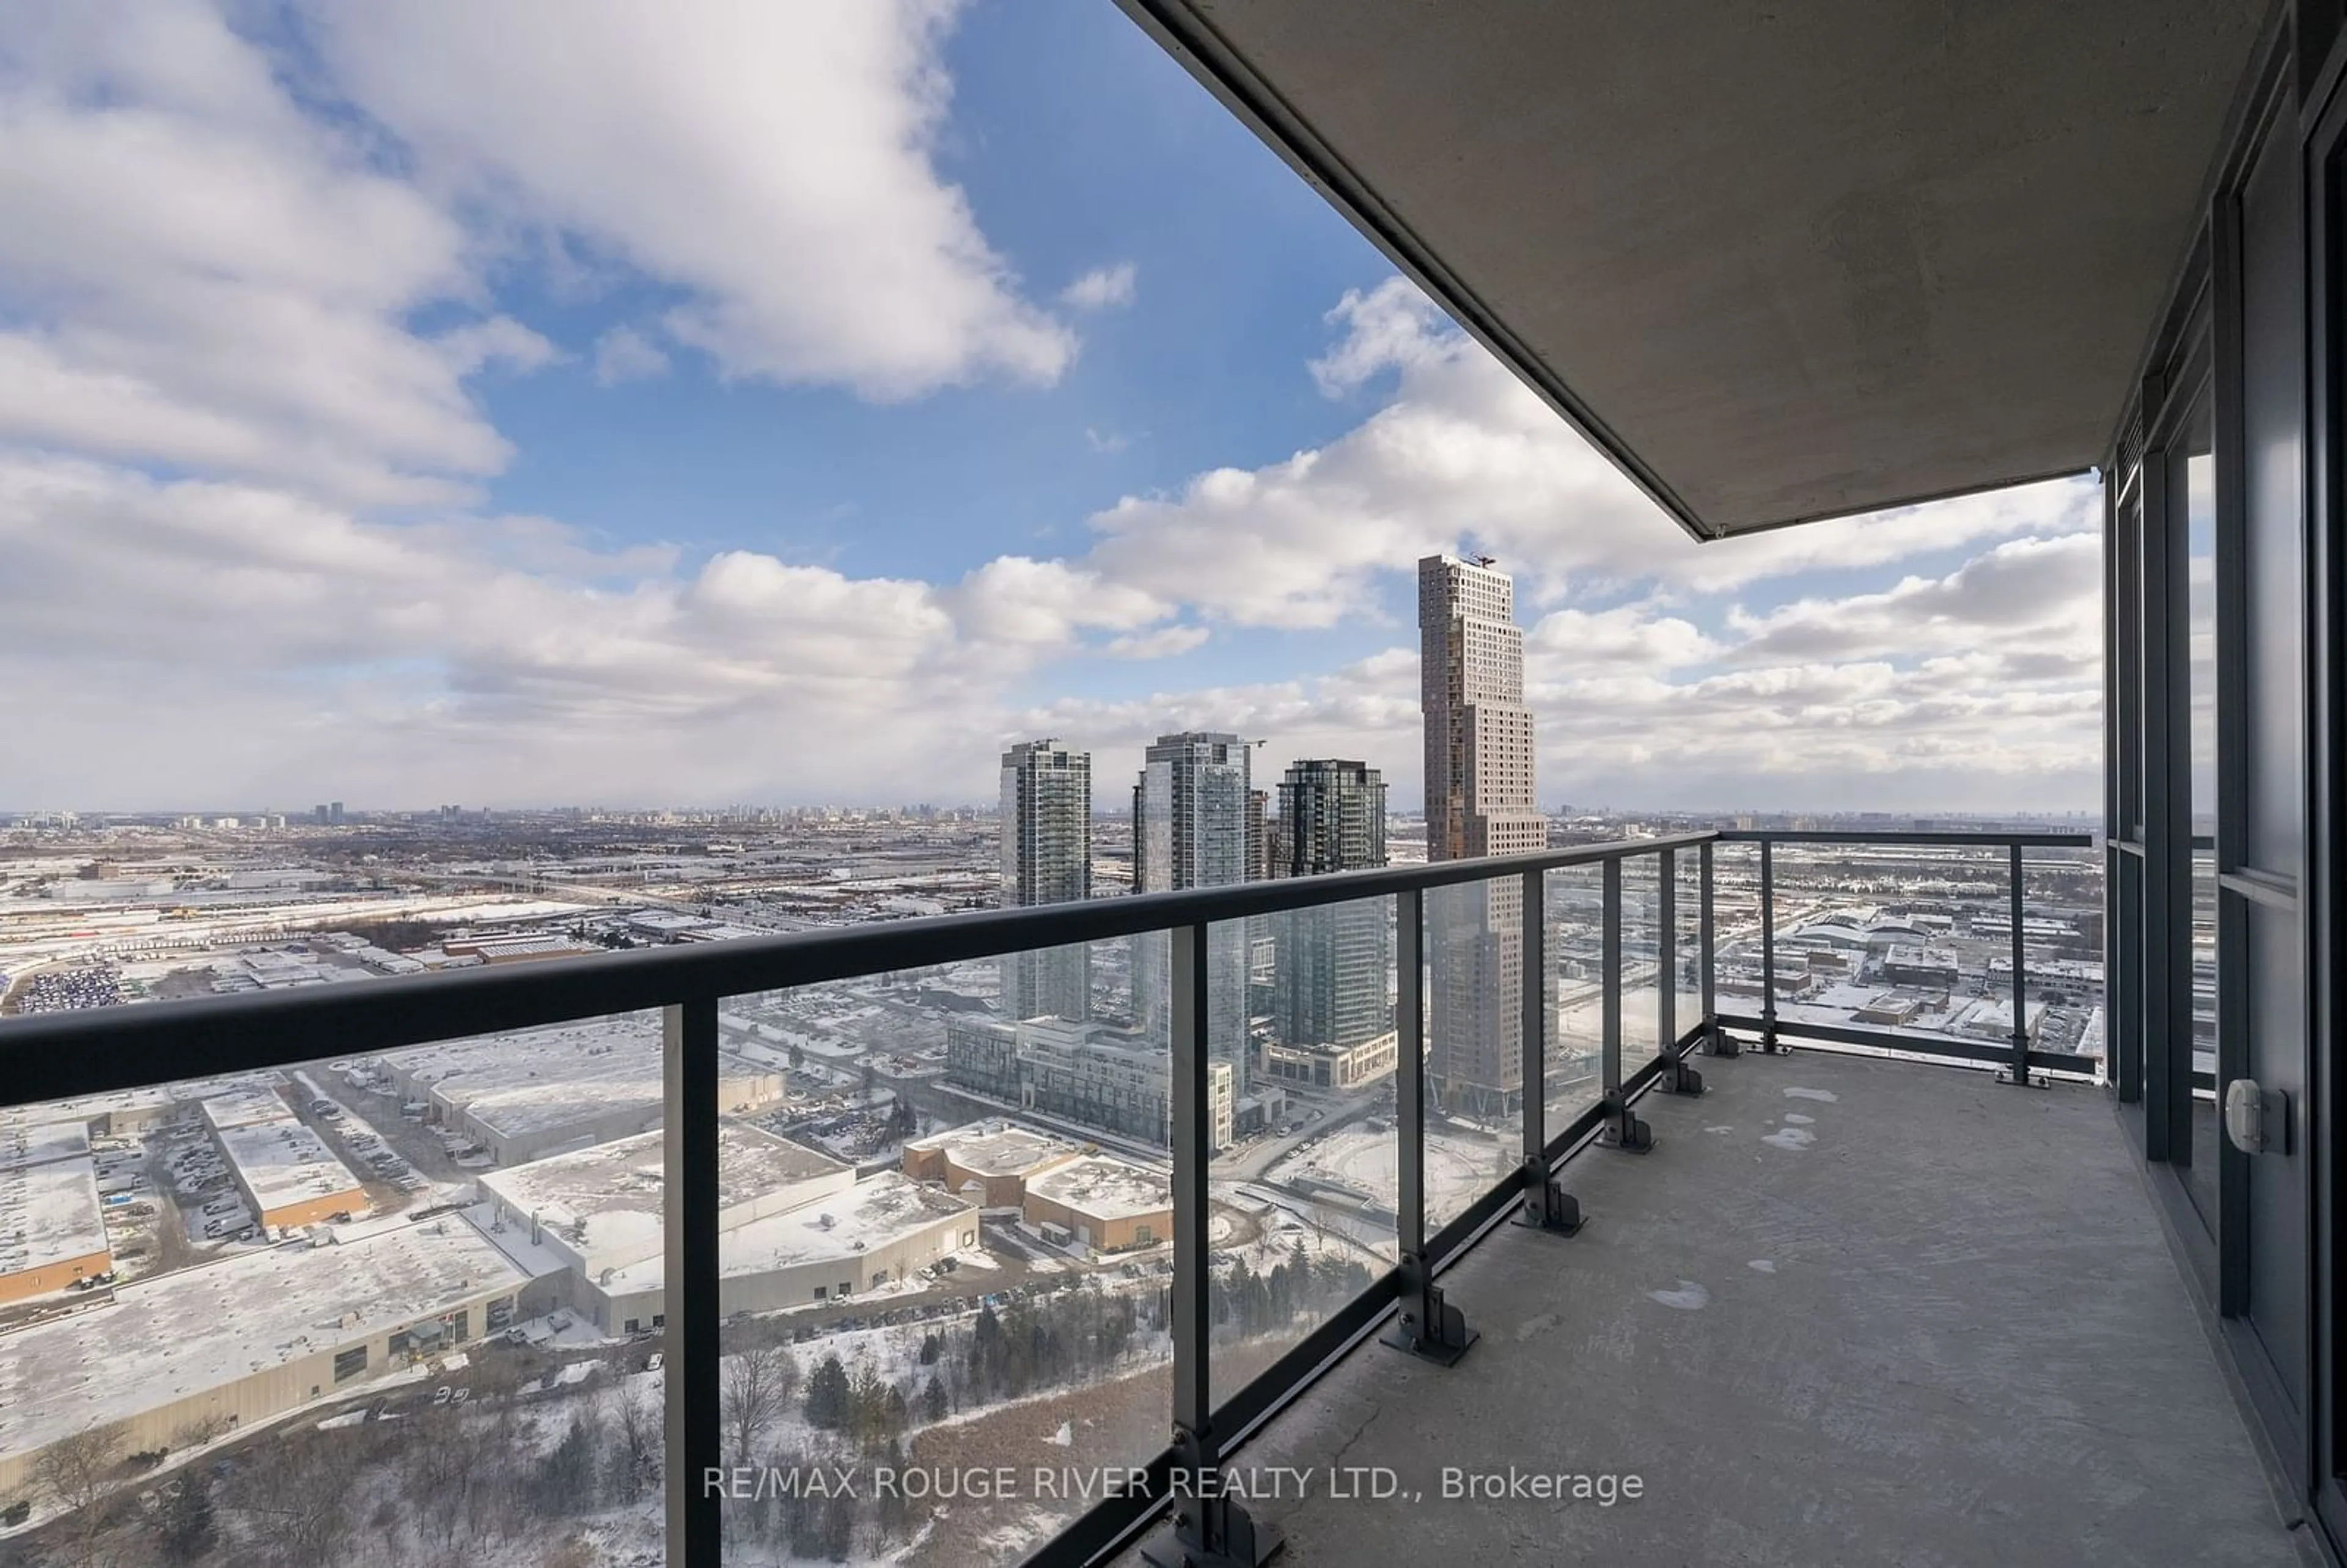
[1715,830,2103,1083]
[0,828,2093,1567]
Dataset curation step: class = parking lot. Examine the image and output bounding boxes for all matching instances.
[286,1072,427,1211]
[4,960,122,1015]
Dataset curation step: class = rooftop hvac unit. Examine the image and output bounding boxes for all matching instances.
[815,1213,835,1229]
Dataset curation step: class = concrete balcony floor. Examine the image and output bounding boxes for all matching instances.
[1159,1049,2310,1566]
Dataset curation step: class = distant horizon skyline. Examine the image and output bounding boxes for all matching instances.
[2,796,2109,823]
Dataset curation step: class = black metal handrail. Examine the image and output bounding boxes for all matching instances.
[1716,828,2097,846]
[0,830,1717,1105]
[0,827,2105,1568]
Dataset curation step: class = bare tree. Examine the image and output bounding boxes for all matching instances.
[32,1423,124,1567]
[222,1429,358,1568]
[392,1407,509,1559]
[607,1385,658,1505]
[721,1344,798,1465]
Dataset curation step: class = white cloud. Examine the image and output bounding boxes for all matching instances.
[1307,280,1451,397]
[0,1,525,505]
[942,557,1170,652]
[1079,277,2095,629]
[1060,262,1136,311]
[1084,427,1130,455]
[1102,625,1210,659]
[436,317,564,376]
[1527,602,1720,670]
[1013,648,1423,775]
[0,1,2104,814]
[591,326,670,386]
[306,1,1076,401]
[1724,533,2103,666]
[0,452,1017,804]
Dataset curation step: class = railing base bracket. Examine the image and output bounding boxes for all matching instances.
[1605,1108,1661,1159]
[1381,1282,1478,1366]
[1661,1060,1706,1096]
[1996,1068,2051,1090]
[1513,1173,1585,1236]
[1598,1098,1656,1154]
[1705,1029,1743,1059]
[1139,1500,1285,1568]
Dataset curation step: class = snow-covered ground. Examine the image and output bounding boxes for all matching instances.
[1265,1123,1513,1220]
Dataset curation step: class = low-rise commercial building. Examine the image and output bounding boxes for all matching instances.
[200,1095,369,1230]
[943,1016,1235,1152]
[0,1121,90,1173]
[1882,945,1963,987]
[902,1120,1079,1206]
[476,1122,851,1279]
[590,1171,976,1330]
[380,1016,782,1163]
[0,1221,529,1495]
[469,1123,969,1333]
[1018,1154,1171,1253]
[1260,1031,1397,1091]
[0,1156,109,1305]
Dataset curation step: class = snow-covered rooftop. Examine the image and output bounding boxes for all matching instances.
[0,1156,108,1280]
[0,1221,530,1467]
[200,1085,295,1132]
[382,1016,777,1141]
[215,1115,364,1216]
[479,1123,848,1269]
[0,1120,90,1173]
[600,1171,971,1294]
[1023,1154,1171,1223]
[904,1120,1077,1178]
[0,1079,241,1135]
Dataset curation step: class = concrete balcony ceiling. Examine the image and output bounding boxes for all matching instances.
[1125,0,2269,537]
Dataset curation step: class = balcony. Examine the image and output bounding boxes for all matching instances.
[1144,1046,2299,1567]
[1,828,2280,1568]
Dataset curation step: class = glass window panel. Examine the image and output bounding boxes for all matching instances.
[721,937,1170,1564]
[1422,877,1524,1234]
[1217,895,1397,1405]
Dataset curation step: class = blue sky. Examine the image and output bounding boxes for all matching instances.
[0,1,2104,813]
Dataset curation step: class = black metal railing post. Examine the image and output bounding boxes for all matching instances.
[1758,838,1777,1045]
[1700,839,1735,1057]
[1516,870,1582,1231]
[1598,857,1655,1151]
[1657,849,1703,1095]
[2002,844,2035,1088]
[663,999,721,1568]
[1381,887,1478,1363]
[1142,923,1279,1568]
